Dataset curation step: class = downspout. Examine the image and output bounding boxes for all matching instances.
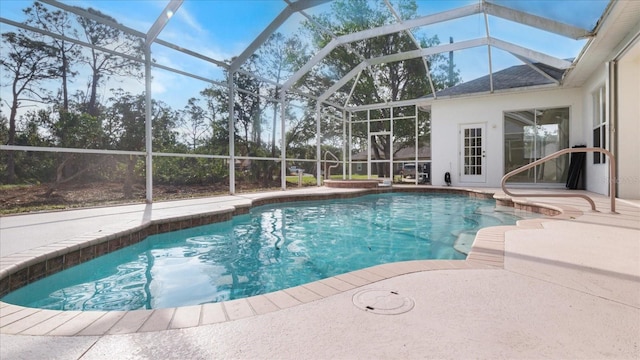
[608,61,618,197]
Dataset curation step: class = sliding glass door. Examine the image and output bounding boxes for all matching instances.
[504,107,570,184]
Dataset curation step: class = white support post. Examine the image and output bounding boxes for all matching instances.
[316,103,322,186]
[144,46,153,203]
[342,109,347,179]
[484,12,494,93]
[228,72,236,194]
[367,109,371,179]
[348,111,353,179]
[414,105,419,185]
[390,105,394,181]
[280,95,287,190]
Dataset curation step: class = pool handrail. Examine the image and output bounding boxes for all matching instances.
[324,150,340,180]
[501,147,617,213]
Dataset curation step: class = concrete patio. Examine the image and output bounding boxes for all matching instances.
[1,186,638,359]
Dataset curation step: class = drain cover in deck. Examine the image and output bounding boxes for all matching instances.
[352,289,415,315]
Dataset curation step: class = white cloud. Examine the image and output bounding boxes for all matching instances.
[174,6,205,34]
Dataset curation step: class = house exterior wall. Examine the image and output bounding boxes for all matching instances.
[616,41,640,199]
[430,87,583,188]
[580,38,640,199]
[580,66,609,196]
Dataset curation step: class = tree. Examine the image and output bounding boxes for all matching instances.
[75,7,143,117]
[0,31,59,183]
[301,0,460,176]
[37,106,104,196]
[104,90,179,197]
[180,97,210,151]
[23,1,82,111]
[199,85,230,154]
[257,32,307,157]
[232,56,263,155]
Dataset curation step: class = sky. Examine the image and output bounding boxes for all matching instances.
[0,0,610,114]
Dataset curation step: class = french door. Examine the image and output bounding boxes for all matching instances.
[460,123,486,183]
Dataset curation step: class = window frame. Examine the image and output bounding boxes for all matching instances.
[592,85,607,164]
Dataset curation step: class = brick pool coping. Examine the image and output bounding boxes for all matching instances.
[0,187,575,336]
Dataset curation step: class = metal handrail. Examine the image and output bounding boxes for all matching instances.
[501,147,616,213]
[323,150,340,180]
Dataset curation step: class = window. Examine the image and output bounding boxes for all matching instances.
[504,107,570,183]
[592,86,607,164]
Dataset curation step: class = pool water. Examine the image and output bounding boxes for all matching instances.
[2,193,535,311]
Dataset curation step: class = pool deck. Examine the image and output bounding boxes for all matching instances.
[1,186,639,359]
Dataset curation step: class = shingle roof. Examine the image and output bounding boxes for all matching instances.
[429,63,565,98]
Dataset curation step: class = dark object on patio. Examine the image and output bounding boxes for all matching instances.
[444,172,451,186]
[566,145,586,190]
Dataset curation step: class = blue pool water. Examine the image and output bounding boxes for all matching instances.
[3,193,535,311]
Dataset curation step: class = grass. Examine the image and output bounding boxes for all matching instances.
[284,173,384,186]
[0,184,35,190]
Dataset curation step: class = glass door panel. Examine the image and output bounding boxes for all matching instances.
[503,108,570,184]
[536,108,570,183]
[504,110,535,183]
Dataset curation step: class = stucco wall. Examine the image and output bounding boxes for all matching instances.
[580,40,640,199]
[580,66,609,196]
[429,87,583,188]
[616,41,640,199]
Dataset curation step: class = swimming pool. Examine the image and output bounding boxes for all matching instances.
[2,193,535,311]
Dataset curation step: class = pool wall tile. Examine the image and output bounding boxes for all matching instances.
[179,219,192,230]
[158,222,171,233]
[108,237,123,252]
[191,216,204,227]
[201,303,227,325]
[138,308,175,333]
[223,299,254,321]
[63,250,82,269]
[9,268,29,290]
[234,205,250,215]
[47,255,65,275]
[77,311,126,336]
[118,234,132,248]
[246,295,279,315]
[95,241,110,257]
[28,261,47,282]
[79,245,96,263]
[130,231,141,243]
[0,280,9,298]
